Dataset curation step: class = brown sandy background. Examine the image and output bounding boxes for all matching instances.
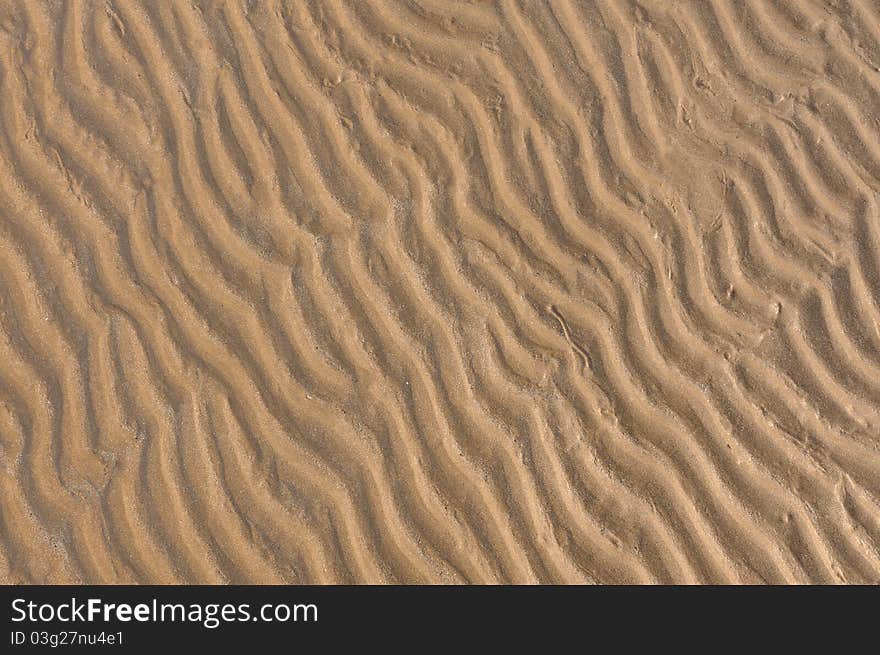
[1,0,880,584]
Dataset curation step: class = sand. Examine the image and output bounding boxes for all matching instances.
[0,0,879,585]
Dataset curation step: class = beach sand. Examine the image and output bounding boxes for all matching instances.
[1,0,879,584]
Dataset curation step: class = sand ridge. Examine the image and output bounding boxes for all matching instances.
[0,0,879,584]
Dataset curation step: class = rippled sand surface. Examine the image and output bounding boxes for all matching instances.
[1,0,880,584]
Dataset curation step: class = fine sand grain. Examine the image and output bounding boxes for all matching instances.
[1,0,880,584]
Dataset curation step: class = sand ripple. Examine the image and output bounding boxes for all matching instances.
[1,0,879,583]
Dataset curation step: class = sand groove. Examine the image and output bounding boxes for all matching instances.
[1,0,879,583]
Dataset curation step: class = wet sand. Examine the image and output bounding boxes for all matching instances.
[1,0,880,584]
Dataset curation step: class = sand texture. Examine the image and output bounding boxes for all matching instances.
[1,0,880,585]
